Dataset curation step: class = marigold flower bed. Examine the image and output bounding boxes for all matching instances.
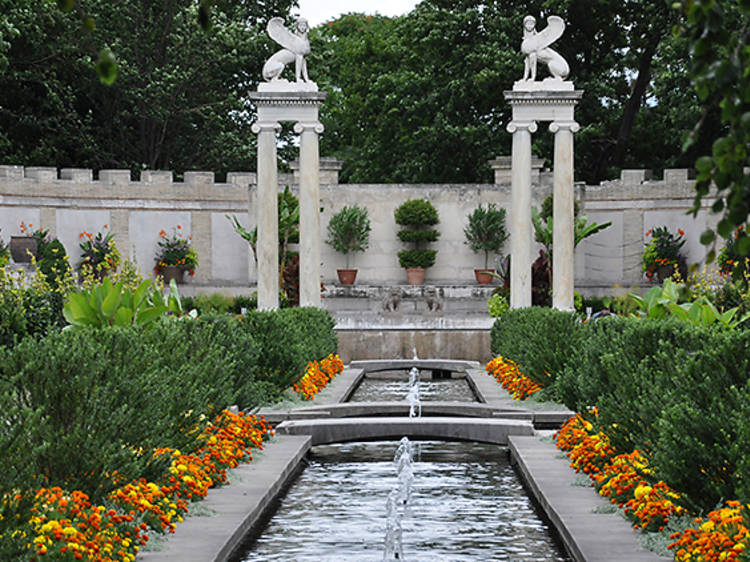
[485,356,540,400]
[485,356,750,560]
[3,353,345,561]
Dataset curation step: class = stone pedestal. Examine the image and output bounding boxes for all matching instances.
[249,89,327,310]
[504,89,583,310]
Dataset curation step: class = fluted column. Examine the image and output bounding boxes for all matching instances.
[294,121,325,307]
[507,120,537,309]
[550,121,580,311]
[251,121,281,310]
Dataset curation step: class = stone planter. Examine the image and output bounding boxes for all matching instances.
[474,269,494,285]
[9,236,37,263]
[336,269,357,285]
[405,267,425,286]
[160,265,185,285]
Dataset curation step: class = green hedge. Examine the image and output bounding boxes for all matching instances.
[492,310,750,511]
[490,307,583,399]
[0,307,337,502]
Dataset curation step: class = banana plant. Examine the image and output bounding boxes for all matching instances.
[63,278,183,328]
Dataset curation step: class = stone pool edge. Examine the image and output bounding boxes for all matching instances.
[138,435,311,562]
[508,435,671,562]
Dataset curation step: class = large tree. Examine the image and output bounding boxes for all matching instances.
[0,0,296,177]
[310,0,712,185]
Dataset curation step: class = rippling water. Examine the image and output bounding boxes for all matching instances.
[234,441,569,561]
[348,377,478,403]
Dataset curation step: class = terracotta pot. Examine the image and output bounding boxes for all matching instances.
[10,236,37,263]
[474,269,494,284]
[160,265,185,285]
[405,267,425,286]
[337,268,357,285]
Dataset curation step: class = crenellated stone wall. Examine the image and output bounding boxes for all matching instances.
[0,159,716,295]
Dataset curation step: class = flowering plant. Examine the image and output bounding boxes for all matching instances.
[154,226,198,277]
[642,226,686,281]
[0,229,8,267]
[79,225,121,278]
[718,224,748,280]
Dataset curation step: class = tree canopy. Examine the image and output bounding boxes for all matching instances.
[309,0,722,184]
[0,0,296,177]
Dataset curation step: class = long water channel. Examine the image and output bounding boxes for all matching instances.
[232,371,569,561]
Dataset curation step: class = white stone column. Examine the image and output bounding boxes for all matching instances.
[251,121,281,310]
[550,121,579,311]
[294,121,325,307]
[506,120,537,309]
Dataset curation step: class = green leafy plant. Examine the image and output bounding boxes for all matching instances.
[78,226,121,279]
[718,224,749,282]
[154,226,198,277]
[0,229,9,267]
[63,278,183,328]
[395,199,440,270]
[487,293,509,318]
[464,203,508,269]
[642,226,687,281]
[326,205,371,268]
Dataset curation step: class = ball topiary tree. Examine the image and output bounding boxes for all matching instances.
[394,199,440,282]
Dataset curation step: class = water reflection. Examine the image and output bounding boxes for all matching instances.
[235,441,569,561]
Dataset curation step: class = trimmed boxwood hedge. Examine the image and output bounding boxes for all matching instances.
[491,309,750,511]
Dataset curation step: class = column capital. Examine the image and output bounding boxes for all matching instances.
[549,121,580,134]
[293,121,325,134]
[251,121,281,135]
[506,120,537,134]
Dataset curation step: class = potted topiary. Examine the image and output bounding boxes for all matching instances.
[394,198,440,285]
[464,203,508,284]
[326,204,371,285]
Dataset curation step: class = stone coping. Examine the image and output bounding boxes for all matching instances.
[509,435,671,562]
[275,416,535,446]
[349,358,482,372]
[138,435,311,562]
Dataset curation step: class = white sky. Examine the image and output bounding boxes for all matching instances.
[294,0,420,27]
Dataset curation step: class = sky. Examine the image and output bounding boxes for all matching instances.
[294,0,420,28]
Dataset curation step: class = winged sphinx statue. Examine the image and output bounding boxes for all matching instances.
[262,17,311,83]
[520,15,570,82]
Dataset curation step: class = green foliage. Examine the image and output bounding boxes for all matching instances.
[718,226,749,281]
[0,324,235,500]
[397,249,437,269]
[312,3,694,184]
[394,199,439,226]
[490,307,583,398]
[62,278,182,328]
[677,1,750,260]
[0,268,66,347]
[181,292,235,315]
[628,278,750,327]
[642,226,687,280]
[487,293,509,318]
[396,230,440,244]
[0,0,296,175]
[239,307,337,393]
[36,237,71,289]
[464,203,508,269]
[78,228,121,278]
[326,205,371,268]
[0,230,8,267]
[154,227,198,274]
[395,199,439,270]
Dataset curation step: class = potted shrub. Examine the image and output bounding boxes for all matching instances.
[642,226,687,283]
[0,230,8,267]
[154,225,198,284]
[394,198,439,285]
[79,225,121,280]
[326,204,371,285]
[9,221,39,262]
[464,203,508,284]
